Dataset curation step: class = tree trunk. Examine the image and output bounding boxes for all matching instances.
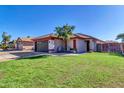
[64,40,67,51]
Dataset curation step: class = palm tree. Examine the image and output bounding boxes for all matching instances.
[2,32,11,44]
[116,33,124,54]
[1,32,11,50]
[54,24,75,51]
[27,36,31,38]
[116,33,124,42]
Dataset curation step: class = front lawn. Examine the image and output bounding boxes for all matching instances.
[0,53,124,88]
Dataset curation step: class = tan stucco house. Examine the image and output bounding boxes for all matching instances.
[32,33,103,53]
[16,37,34,50]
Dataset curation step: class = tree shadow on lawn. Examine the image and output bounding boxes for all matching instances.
[18,55,51,60]
[109,52,124,57]
[10,52,34,57]
[10,52,50,59]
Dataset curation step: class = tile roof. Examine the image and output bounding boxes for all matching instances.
[17,37,33,42]
[21,38,33,42]
[104,40,120,44]
[32,33,55,40]
[32,33,103,42]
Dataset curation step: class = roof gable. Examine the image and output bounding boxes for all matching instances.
[17,37,33,42]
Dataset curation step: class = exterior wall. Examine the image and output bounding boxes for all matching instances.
[16,41,34,50]
[54,39,64,52]
[94,42,97,51]
[102,44,108,52]
[53,39,88,53]
[76,39,87,53]
[96,44,102,52]
[48,40,55,53]
[54,39,88,53]
[122,44,124,53]
[66,39,87,53]
[97,43,124,52]
[119,43,124,53]
[16,42,23,50]
[34,38,64,53]
[98,43,122,53]
[67,39,73,51]
[22,42,34,50]
[90,40,97,51]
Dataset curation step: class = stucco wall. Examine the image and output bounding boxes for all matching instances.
[53,39,97,53]
[16,42,23,50]
[90,40,97,51]
[54,39,64,52]
[66,39,87,53]
[22,42,34,50]
[67,40,73,51]
[76,39,87,53]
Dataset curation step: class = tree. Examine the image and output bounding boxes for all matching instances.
[27,36,31,38]
[116,33,124,54]
[2,32,11,44]
[1,32,11,50]
[116,33,124,42]
[54,24,75,51]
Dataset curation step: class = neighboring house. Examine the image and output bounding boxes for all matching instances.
[97,40,124,53]
[32,33,103,53]
[16,37,34,50]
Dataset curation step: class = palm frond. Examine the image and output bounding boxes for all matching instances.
[54,24,75,40]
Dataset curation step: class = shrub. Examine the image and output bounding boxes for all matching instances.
[1,44,8,50]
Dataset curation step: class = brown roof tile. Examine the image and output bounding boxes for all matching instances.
[17,37,33,42]
[32,33,103,42]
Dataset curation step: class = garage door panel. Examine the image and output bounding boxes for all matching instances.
[37,41,48,52]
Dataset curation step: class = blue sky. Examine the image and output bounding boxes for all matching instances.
[0,5,124,41]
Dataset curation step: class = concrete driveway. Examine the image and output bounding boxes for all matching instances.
[0,50,81,62]
[0,50,38,62]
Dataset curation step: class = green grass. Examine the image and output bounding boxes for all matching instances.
[0,52,124,88]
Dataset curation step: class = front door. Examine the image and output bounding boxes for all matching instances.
[73,40,76,49]
[35,42,37,52]
[86,41,90,52]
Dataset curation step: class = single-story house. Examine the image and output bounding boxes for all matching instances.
[32,33,103,53]
[16,37,34,50]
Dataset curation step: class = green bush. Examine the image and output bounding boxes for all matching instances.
[1,44,8,50]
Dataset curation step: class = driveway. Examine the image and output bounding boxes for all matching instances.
[0,50,81,62]
[0,50,38,62]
